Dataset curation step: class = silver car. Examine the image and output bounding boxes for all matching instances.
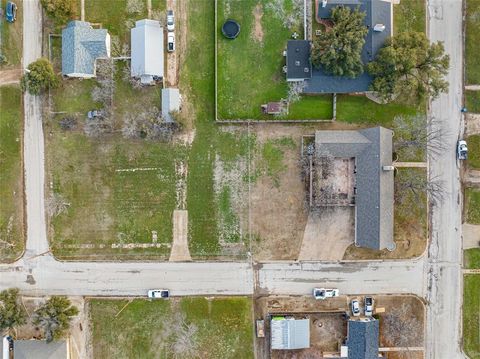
[167,10,174,32]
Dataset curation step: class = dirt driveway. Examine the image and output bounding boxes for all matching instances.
[165,0,187,86]
[0,69,21,85]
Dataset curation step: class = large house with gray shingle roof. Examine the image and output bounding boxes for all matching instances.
[62,21,110,78]
[314,126,395,250]
[346,318,380,359]
[286,0,392,94]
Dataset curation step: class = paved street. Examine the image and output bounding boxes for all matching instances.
[426,0,465,358]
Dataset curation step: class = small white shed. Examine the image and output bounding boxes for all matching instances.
[162,88,181,123]
[131,19,164,84]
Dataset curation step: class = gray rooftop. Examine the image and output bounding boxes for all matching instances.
[131,19,164,84]
[347,318,379,359]
[286,40,312,81]
[271,318,310,350]
[62,21,110,77]
[304,0,392,93]
[315,127,394,250]
[161,88,181,123]
[14,340,67,359]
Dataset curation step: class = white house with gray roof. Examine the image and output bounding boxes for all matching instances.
[62,21,110,78]
[131,19,164,84]
[314,127,394,251]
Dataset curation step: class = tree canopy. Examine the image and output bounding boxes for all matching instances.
[311,6,368,78]
[21,58,59,95]
[0,288,27,331]
[40,0,77,24]
[367,31,450,103]
[32,296,79,342]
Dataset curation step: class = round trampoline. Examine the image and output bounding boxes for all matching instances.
[222,19,240,39]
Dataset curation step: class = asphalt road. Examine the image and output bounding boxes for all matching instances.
[425,0,465,358]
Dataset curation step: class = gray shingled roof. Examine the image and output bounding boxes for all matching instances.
[131,19,164,84]
[161,88,180,123]
[271,318,310,350]
[14,340,67,359]
[315,127,394,250]
[347,319,379,359]
[305,0,392,93]
[62,21,109,77]
[286,40,312,81]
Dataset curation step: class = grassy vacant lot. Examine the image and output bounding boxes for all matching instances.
[466,91,480,113]
[0,0,22,68]
[465,249,480,269]
[46,62,182,259]
[465,188,480,224]
[89,297,253,359]
[217,0,333,120]
[466,0,480,84]
[463,275,480,359]
[0,86,24,261]
[467,135,480,169]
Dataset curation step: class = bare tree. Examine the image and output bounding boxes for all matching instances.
[59,116,77,131]
[170,320,198,358]
[287,81,306,103]
[122,106,178,141]
[46,193,70,217]
[395,169,445,207]
[92,59,114,108]
[393,114,447,161]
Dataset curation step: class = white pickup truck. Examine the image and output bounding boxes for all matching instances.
[313,288,339,300]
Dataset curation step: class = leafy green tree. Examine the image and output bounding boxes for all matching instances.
[32,296,78,342]
[40,0,77,24]
[0,288,27,331]
[367,31,450,103]
[311,6,368,78]
[21,58,59,95]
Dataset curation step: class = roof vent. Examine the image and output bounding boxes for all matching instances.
[295,60,301,66]
[304,67,310,73]
[374,24,386,32]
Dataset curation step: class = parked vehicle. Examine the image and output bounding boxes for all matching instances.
[351,299,360,316]
[313,288,339,300]
[457,139,468,160]
[147,289,170,299]
[5,1,17,23]
[87,109,104,119]
[167,32,175,52]
[364,296,374,316]
[167,10,175,32]
[256,319,265,338]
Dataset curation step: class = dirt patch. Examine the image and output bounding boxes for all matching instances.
[0,69,21,85]
[252,4,264,42]
[169,209,192,261]
[298,208,354,260]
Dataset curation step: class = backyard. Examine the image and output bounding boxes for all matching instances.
[467,135,480,169]
[0,0,22,69]
[466,90,480,113]
[463,275,480,359]
[466,0,480,85]
[89,297,253,359]
[465,188,480,224]
[0,86,24,261]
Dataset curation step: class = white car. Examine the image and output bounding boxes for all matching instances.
[313,288,339,300]
[364,296,374,316]
[457,139,468,160]
[167,10,174,32]
[351,299,360,316]
[167,32,175,52]
[147,289,169,299]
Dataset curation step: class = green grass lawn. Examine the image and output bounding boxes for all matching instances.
[0,86,24,261]
[0,1,22,68]
[89,297,253,359]
[467,135,480,169]
[465,188,480,224]
[394,0,426,34]
[463,275,480,359]
[466,0,480,84]
[336,95,421,126]
[217,0,332,120]
[466,91,480,113]
[465,249,480,269]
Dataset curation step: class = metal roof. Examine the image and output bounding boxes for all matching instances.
[271,318,310,350]
[62,21,109,77]
[286,40,312,81]
[14,340,67,359]
[131,19,164,84]
[305,0,392,93]
[161,88,181,123]
[347,318,379,359]
[315,127,394,250]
